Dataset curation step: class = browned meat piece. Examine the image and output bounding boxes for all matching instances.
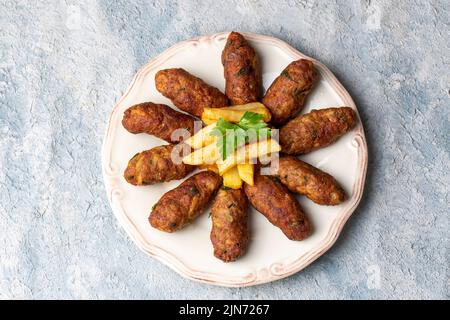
[149,171,222,232]
[123,145,195,186]
[221,31,262,105]
[243,174,311,241]
[122,102,195,143]
[155,68,228,117]
[280,107,357,155]
[262,59,318,126]
[270,156,346,205]
[210,188,249,262]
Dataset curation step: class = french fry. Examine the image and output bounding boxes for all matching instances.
[222,166,242,189]
[217,139,281,174]
[201,102,271,124]
[184,122,217,149]
[182,143,220,165]
[199,164,219,174]
[202,117,217,125]
[224,102,268,112]
[237,163,254,186]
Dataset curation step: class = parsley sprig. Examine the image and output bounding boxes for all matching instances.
[210,112,271,160]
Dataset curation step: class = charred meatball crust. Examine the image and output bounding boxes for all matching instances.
[244,174,311,241]
[280,107,357,155]
[271,156,346,205]
[222,32,262,105]
[155,68,229,117]
[122,102,195,143]
[262,59,318,126]
[210,188,249,262]
[124,145,195,186]
[149,171,222,232]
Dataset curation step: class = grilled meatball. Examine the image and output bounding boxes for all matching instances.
[262,59,318,126]
[149,171,222,233]
[210,188,249,262]
[124,145,195,186]
[244,174,311,241]
[280,107,357,155]
[155,68,228,117]
[270,156,346,205]
[222,31,261,105]
[122,102,195,143]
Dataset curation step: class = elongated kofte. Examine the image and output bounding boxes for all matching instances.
[124,145,195,186]
[222,32,261,105]
[149,171,222,233]
[244,174,311,241]
[280,107,357,155]
[262,59,318,126]
[155,68,229,118]
[210,188,249,262]
[122,102,195,143]
[271,156,346,205]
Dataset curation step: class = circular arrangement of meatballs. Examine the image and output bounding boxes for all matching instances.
[121,32,357,263]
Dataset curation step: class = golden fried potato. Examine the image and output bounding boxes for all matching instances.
[182,143,220,165]
[199,164,220,174]
[217,139,281,174]
[237,164,254,186]
[201,102,271,124]
[223,166,242,189]
[184,122,217,149]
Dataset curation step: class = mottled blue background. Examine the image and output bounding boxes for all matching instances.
[0,0,448,299]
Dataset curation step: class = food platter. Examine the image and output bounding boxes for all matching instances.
[102,32,368,287]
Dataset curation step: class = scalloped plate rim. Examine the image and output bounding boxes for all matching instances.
[101,31,368,287]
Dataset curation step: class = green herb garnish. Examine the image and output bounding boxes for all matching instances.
[281,69,292,80]
[238,112,267,130]
[236,66,253,76]
[227,203,236,209]
[293,87,304,98]
[189,186,199,196]
[210,112,271,160]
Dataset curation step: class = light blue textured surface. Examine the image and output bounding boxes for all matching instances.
[0,0,448,299]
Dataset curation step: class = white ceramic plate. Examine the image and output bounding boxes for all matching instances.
[102,32,368,287]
